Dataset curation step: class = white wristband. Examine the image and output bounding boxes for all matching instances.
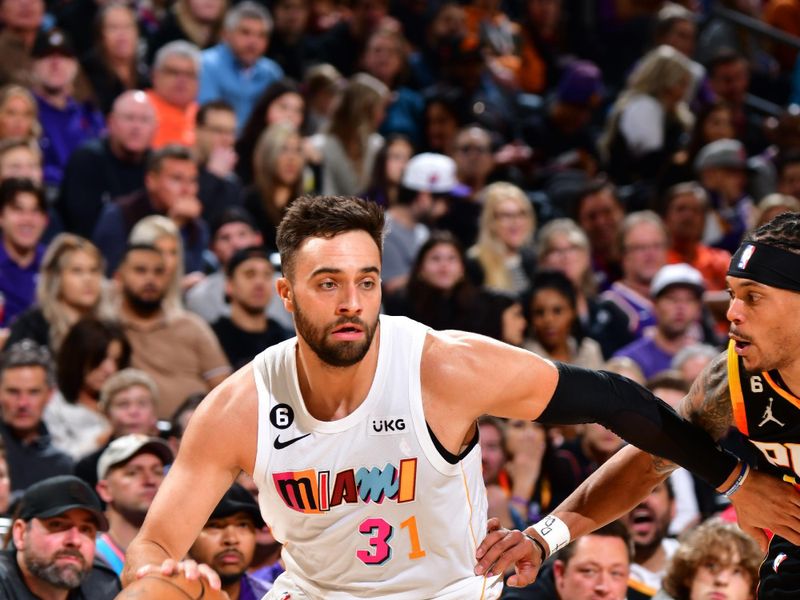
[531,515,571,557]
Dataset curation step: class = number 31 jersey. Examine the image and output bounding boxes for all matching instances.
[252,314,502,599]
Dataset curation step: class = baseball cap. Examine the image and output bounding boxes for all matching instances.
[97,434,174,481]
[32,29,75,59]
[694,139,748,172]
[401,153,457,194]
[209,483,265,528]
[226,246,272,278]
[557,61,604,107]
[650,263,705,298]
[18,475,109,531]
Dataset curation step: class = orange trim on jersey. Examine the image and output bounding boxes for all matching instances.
[762,371,800,411]
[627,577,657,596]
[460,463,478,549]
[727,340,750,435]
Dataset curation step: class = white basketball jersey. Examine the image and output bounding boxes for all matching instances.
[252,314,502,599]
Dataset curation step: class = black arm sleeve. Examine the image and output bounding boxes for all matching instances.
[537,362,738,488]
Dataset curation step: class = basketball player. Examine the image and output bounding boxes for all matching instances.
[123,198,798,599]
[476,212,800,597]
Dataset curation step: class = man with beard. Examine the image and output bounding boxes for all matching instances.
[0,475,120,598]
[116,244,230,418]
[188,483,271,600]
[94,435,173,576]
[123,196,800,599]
[624,481,677,597]
[212,247,291,369]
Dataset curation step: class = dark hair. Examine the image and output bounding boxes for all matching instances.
[775,150,800,180]
[56,319,131,404]
[646,369,690,396]
[685,99,733,160]
[196,99,235,126]
[572,176,620,221]
[530,269,578,312]
[121,242,162,263]
[276,195,384,278]
[0,340,54,387]
[660,181,707,216]
[706,49,746,77]
[555,520,634,565]
[743,210,800,255]
[170,392,204,439]
[235,79,304,184]
[365,134,413,207]
[145,144,194,174]
[0,177,46,213]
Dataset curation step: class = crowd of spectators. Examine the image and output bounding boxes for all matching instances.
[0,0,797,598]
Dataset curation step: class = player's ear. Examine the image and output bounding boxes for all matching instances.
[276,277,294,313]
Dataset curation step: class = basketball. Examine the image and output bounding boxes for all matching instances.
[115,572,230,599]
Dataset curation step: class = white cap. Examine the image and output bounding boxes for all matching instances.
[401,152,457,193]
[650,263,705,298]
[97,434,173,480]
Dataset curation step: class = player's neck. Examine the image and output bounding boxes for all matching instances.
[295,328,381,421]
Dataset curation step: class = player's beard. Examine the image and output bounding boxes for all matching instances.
[292,299,378,368]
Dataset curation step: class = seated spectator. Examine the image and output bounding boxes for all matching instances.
[0,138,43,183]
[0,179,48,327]
[309,72,388,196]
[30,29,105,189]
[194,100,243,224]
[58,90,156,238]
[671,343,719,388]
[600,211,669,340]
[92,144,209,275]
[478,417,515,529]
[7,234,114,352]
[188,483,272,600]
[613,264,708,380]
[301,63,342,137]
[0,341,74,492]
[655,519,760,600]
[149,0,227,62]
[573,178,625,290]
[524,270,603,369]
[199,2,284,129]
[382,152,456,294]
[242,122,306,252]
[74,368,161,489]
[0,84,40,142]
[267,0,313,81]
[95,434,173,576]
[0,0,44,91]
[46,318,130,460]
[212,247,291,369]
[147,41,201,149]
[364,133,413,208]
[81,3,151,116]
[115,244,230,418]
[166,392,203,455]
[466,182,536,297]
[0,475,120,599]
[0,439,10,538]
[751,192,800,230]
[129,215,192,312]
[420,85,467,156]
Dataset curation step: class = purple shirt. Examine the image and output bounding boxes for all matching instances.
[36,93,105,186]
[612,335,674,380]
[0,237,43,326]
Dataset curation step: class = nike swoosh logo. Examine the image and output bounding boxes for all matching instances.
[273,433,311,450]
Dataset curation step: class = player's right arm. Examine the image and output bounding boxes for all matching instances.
[121,365,259,588]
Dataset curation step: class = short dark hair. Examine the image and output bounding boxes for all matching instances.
[276,195,385,278]
[646,369,690,396]
[145,144,194,174]
[170,392,204,439]
[0,177,46,213]
[572,176,619,221]
[57,319,131,404]
[196,100,235,127]
[706,49,747,77]
[0,340,54,387]
[743,210,800,255]
[555,520,633,566]
[121,242,162,263]
[776,150,800,179]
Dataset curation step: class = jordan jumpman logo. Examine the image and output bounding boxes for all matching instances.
[759,398,785,428]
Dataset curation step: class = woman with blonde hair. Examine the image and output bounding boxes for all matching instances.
[128,215,186,315]
[601,45,694,187]
[0,85,40,141]
[7,234,114,352]
[466,182,537,296]
[310,72,389,196]
[242,121,307,251]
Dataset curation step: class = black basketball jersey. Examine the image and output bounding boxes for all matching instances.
[728,340,800,484]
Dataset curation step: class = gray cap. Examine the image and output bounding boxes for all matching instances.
[694,138,748,172]
[97,434,173,480]
[650,263,705,298]
[401,153,457,193]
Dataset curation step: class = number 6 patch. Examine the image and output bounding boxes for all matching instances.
[270,404,295,430]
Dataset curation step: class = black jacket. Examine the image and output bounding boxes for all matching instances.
[0,550,120,599]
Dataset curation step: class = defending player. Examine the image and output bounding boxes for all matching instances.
[124,198,800,599]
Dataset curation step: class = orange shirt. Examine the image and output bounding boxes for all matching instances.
[667,244,731,291]
[145,90,197,149]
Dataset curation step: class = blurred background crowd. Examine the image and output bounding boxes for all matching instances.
[0,0,795,598]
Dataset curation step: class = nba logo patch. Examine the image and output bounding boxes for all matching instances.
[773,552,788,573]
[738,244,756,269]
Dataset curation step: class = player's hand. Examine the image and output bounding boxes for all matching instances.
[136,558,222,590]
[474,518,543,587]
[730,468,800,551]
